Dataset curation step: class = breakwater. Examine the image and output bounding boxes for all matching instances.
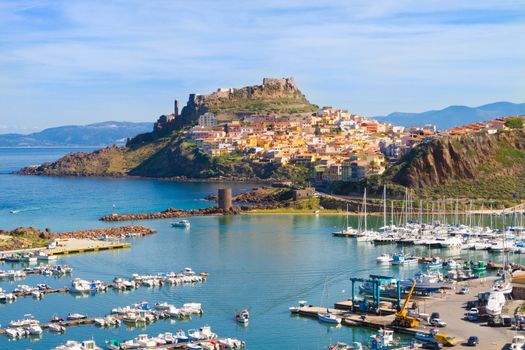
[100,206,241,222]
[56,225,156,238]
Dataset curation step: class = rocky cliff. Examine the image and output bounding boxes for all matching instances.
[388,129,525,199]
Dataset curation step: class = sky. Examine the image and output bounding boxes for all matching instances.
[0,1,524,133]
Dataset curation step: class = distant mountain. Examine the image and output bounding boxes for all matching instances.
[375,101,525,130]
[0,121,153,147]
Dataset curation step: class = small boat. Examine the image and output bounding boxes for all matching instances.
[174,329,189,343]
[376,253,393,263]
[8,314,39,328]
[218,338,246,349]
[53,340,102,350]
[422,256,443,269]
[328,342,363,350]
[27,324,43,335]
[48,323,66,333]
[171,220,190,228]
[188,325,218,340]
[67,313,87,320]
[289,300,307,313]
[5,327,25,338]
[235,309,250,325]
[318,310,342,324]
[390,252,418,266]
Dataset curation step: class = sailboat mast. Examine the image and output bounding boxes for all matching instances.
[383,185,387,228]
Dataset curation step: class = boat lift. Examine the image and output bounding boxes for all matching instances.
[350,274,401,312]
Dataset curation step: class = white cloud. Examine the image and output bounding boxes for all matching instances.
[0,0,523,127]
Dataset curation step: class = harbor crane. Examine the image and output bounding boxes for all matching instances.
[392,279,420,328]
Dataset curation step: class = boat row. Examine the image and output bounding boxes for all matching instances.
[0,264,72,280]
[52,326,245,350]
[1,251,58,263]
[70,268,206,294]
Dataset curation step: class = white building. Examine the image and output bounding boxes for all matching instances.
[198,112,217,127]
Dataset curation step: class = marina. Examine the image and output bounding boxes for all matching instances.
[1,149,525,349]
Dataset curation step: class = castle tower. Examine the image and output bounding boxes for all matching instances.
[174,99,179,116]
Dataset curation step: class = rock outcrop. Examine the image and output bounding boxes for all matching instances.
[389,129,525,198]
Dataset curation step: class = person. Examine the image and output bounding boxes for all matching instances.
[361,314,366,321]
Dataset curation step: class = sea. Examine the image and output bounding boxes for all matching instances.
[0,148,515,349]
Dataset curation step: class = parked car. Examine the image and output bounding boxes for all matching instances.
[458,286,470,294]
[466,336,479,346]
[466,308,479,321]
[430,318,447,327]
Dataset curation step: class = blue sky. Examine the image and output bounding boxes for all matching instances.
[0,0,524,133]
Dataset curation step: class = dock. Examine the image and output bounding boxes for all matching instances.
[294,306,429,336]
[48,242,131,255]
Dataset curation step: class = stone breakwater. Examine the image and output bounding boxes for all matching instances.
[100,206,241,222]
[56,225,156,238]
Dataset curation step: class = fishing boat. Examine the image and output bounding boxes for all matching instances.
[390,252,418,266]
[235,309,250,325]
[376,253,393,263]
[171,220,190,228]
[174,329,189,343]
[318,310,342,324]
[422,256,443,269]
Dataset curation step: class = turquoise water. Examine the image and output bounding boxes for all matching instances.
[0,149,513,350]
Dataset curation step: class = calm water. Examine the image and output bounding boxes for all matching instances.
[0,148,514,350]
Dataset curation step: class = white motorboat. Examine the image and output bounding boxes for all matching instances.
[8,314,39,328]
[171,220,190,228]
[53,340,102,350]
[67,313,87,320]
[48,323,66,333]
[376,253,393,263]
[188,325,218,340]
[27,324,43,335]
[289,300,307,313]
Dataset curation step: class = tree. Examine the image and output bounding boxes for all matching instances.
[505,117,524,129]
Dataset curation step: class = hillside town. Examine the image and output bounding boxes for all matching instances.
[149,107,523,185]
[184,107,436,183]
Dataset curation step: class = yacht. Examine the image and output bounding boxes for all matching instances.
[486,291,506,317]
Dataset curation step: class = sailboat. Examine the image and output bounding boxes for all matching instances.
[356,188,378,242]
[317,278,342,324]
[332,204,358,237]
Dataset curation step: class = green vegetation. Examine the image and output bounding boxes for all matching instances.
[206,96,317,115]
[505,117,524,129]
[0,227,50,252]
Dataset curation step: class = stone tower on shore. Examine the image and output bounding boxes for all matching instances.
[218,188,233,210]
